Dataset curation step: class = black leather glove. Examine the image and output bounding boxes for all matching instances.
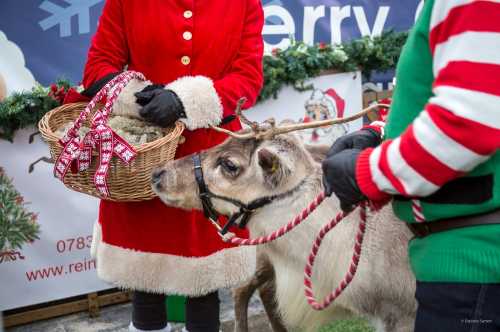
[328,128,381,156]
[322,148,364,212]
[321,128,381,211]
[135,85,186,127]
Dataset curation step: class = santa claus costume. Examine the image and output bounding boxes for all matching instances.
[81,0,264,330]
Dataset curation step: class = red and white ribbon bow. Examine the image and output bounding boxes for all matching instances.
[54,71,146,197]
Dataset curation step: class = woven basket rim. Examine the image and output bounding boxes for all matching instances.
[38,102,185,152]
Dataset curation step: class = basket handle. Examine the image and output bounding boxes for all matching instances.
[62,71,146,141]
[91,71,146,128]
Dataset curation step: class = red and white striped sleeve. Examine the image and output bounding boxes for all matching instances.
[355,0,500,202]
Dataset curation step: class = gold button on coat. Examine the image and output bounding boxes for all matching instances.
[184,10,193,18]
[183,31,192,40]
[181,56,191,65]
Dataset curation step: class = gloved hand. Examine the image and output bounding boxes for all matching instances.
[322,148,364,212]
[135,85,186,128]
[327,128,381,156]
[321,128,382,211]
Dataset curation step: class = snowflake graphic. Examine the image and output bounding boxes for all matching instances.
[115,144,125,153]
[101,142,112,151]
[39,0,104,38]
[96,175,105,184]
[79,162,90,171]
[122,151,133,161]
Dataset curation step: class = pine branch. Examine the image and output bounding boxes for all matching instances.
[0,80,70,141]
[258,30,408,102]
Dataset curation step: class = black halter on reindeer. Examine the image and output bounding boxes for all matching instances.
[193,151,307,236]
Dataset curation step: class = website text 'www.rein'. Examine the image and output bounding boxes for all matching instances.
[25,257,96,281]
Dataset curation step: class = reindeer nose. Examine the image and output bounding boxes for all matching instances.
[152,169,166,184]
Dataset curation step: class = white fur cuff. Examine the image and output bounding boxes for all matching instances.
[166,76,223,130]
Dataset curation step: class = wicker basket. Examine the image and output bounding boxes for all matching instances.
[39,102,184,201]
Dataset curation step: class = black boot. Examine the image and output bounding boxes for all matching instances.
[185,291,220,332]
[131,291,168,331]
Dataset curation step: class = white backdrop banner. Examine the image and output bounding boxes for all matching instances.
[248,71,363,145]
[0,130,109,311]
[0,70,361,311]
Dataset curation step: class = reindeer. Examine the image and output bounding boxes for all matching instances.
[151,104,416,332]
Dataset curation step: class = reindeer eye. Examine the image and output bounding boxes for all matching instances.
[219,158,239,174]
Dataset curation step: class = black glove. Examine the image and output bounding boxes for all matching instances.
[135,85,186,127]
[328,128,381,156]
[322,149,364,212]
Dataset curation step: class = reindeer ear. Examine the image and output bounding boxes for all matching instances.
[258,148,279,173]
[258,148,288,187]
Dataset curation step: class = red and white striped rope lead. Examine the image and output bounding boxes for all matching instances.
[222,191,327,246]
[221,191,370,311]
[304,201,367,310]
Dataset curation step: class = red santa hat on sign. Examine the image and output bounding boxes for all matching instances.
[304,88,346,119]
[324,88,345,118]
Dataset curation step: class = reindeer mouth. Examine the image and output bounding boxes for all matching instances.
[152,185,183,207]
[161,196,182,206]
[151,177,166,196]
[151,169,180,206]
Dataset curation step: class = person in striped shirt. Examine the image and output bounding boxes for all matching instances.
[322,1,500,331]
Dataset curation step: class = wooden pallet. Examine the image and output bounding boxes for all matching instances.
[363,89,393,107]
[362,89,393,122]
[3,288,131,328]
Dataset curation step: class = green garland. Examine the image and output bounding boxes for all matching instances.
[0,79,71,141]
[0,31,407,141]
[260,30,407,101]
[0,167,40,253]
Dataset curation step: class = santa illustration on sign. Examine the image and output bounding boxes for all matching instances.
[301,87,349,145]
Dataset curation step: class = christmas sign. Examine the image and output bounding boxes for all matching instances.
[248,71,363,146]
[0,0,420,86]
[0,129,109,311]
[263,0,423,53]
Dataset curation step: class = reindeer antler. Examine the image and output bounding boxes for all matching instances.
[211,98,390,140]
[233,97,253,127]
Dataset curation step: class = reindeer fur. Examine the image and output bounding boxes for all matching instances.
[153,131,417,332]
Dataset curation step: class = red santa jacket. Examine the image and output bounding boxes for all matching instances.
[84,0,264,296]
